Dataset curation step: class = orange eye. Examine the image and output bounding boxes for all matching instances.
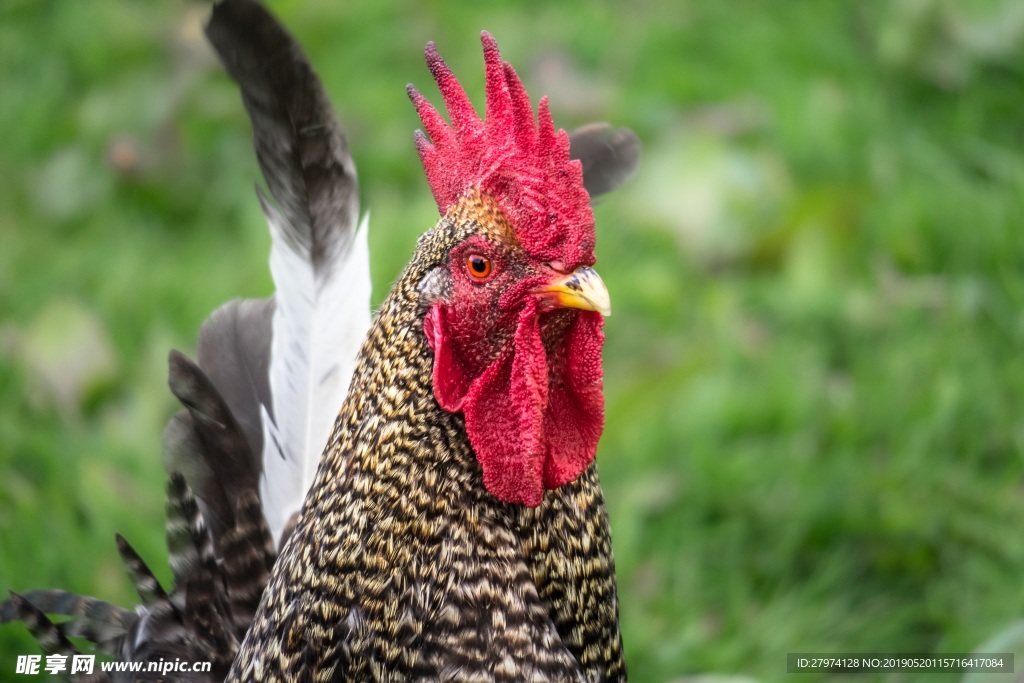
[466,253,492,279]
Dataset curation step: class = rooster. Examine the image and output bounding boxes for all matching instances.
[2,1,639,681]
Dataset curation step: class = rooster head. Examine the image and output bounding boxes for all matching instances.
[409,32,609,507]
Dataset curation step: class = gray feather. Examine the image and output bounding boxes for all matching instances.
[5,592,80,656]
[162,350,260,547]
[165,473,204,592]
[115,534,169,608]
[205,0,360,267]
[2,590,134,655]
[569,123,641,198]
[195,297,274,463]
[5,592,118,681]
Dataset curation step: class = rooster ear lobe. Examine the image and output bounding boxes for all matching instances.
[424,304,472,411]
[417,266,451,306]
[569,123,641,200]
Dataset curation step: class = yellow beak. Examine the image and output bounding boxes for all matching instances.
[535,266,612,317]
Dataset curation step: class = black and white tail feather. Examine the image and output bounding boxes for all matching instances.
[3,0,368,678]
[205,0,372,547]
[1,0,639,679]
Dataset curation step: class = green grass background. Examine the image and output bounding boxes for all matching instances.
[3,1,1024,681]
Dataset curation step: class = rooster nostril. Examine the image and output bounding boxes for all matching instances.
[546,260,568,274]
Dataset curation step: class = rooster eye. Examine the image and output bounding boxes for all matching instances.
[466,254,493,280]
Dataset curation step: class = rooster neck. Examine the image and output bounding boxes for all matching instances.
[316,216,482,504]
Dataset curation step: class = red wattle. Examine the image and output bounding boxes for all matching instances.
[541,311,604,489]
[425,302,604,507]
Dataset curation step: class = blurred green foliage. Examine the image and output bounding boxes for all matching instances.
[2,1,1024,681]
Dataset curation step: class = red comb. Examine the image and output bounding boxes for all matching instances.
[407,32,595,268]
